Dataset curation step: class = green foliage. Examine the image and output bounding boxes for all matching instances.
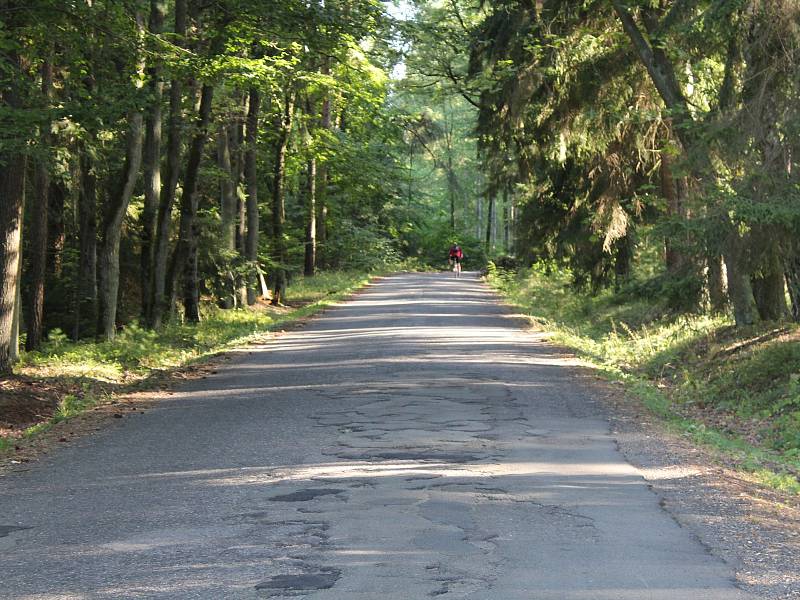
[321,222,401,271]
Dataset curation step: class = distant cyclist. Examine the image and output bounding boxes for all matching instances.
[448,243,463,277]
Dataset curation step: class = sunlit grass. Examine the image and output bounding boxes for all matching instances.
[18,271,372,384]
[488,264,800,494]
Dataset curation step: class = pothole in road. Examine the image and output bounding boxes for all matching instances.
[255,569,341,594]
[357,451,483,463]
[268,488,345,502]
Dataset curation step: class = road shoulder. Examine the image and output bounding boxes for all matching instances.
[584,373,800,599]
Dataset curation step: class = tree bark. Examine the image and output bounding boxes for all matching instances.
[47,179,66,277]
[229,92,247,307]
[141,0,166,323]
[485,189,496,250]
[723,232,759,326]
[448,157,456,231]
[217,121,237,308]
[787,253,800,322]
[75,149,98,340]
[25,60,53,351]
[168,82,214,323]
[304,157,317,277]
[304,94,317,277]
[245,87,261,304]
[271,89,296,305]
[752,249,787,321]
[150,0,187,329]
[707,253,727,313]
[476,195,483,240]
[316,59,331,253]
[615,233,633,290]
[11,247,22,363]
[97,108,145,340]
[502,186,510,252]
[0,153,26,374]
[660,151,686,273]
[96,12,146,341]
[612,2,695,151]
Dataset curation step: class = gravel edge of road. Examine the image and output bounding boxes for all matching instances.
[576,371,800,599]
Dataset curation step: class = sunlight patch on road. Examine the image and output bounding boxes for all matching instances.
[193,458,643,489]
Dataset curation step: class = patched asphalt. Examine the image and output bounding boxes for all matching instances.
[0,273,755,598]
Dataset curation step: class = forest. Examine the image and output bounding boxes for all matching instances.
[2,1,800,470]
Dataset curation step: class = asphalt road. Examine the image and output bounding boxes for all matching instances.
[0,273,754,599]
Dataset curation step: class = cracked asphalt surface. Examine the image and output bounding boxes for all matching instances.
[0,273,756,599]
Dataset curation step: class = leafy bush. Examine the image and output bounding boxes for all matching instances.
[321,221,401,271]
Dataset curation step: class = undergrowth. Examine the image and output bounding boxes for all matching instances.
[488,262,800,494]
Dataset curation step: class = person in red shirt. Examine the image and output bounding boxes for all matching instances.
[448,244,463,276]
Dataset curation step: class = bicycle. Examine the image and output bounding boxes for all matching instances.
[450,258,462,278]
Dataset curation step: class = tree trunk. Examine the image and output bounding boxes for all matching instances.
[447,158,456,231]
[485,189,496,250]
[476,195,483,240]
[304,157,317,277]
[96,13,146,341]
[97,109,145,340]
[661,151,685,273]
[786,253,800,322]
[751,248,787,322]
[150,0,186,329]
[245,87,261,304]
[217,121,237,308]
[168,82,214,323]
[141,0,166,323]
[47,179,66,277]
[26,161,48,351]
[502,186,509,252]
[707,253,727,313]
[0,153,26,374]
[316,59,331,254]
[614,234,633,290]
[25,60,53,351]
[230,93,247,307]
[612,2,698,154]
[11,248,22,363]
[509,195,516,253]
[271,89,296,305]
[723,233,759,327]
[75,150,98,340]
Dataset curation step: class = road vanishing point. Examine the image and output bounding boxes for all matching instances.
[0,273,753,599]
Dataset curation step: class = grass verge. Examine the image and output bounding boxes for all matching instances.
[487,263,800,494]
[1,270,375,453]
